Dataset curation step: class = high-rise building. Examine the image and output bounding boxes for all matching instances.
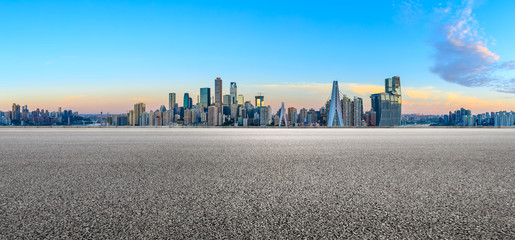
[132,103,146,126]
[341,96,352,126]
[352,96,363,126]
[200,88,211,110]
[215,77,223,111]
[169,93,176,112]
[288,107,298,126]
[230,82,237,104]
[237,94,244,105]
[183,93,190,109]
[11,103,20,121]
[255,95,264,108]
[183,109,193,125]
[371,76,402,126]
[208,105,219,126]
[259,106,271,126]
[223,94,231,107]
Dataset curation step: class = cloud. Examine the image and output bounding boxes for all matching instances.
[345,83,384,95]
[393,0,425,25]
[404,87,441,100]
[44,61,55,65]
[427,0,515,92]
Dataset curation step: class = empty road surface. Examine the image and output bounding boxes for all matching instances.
[1,128,514,238]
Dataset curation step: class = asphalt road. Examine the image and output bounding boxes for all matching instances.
[1,128,514,239]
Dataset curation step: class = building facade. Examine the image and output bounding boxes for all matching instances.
[370,76,402,126]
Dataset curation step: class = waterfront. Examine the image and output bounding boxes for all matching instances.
[1,128,514,238]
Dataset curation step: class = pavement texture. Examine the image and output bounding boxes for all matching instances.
[0,128,514,239]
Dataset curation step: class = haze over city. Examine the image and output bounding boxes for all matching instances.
[1,0,514,114]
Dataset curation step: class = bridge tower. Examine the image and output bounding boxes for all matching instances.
[279,102,288,127]
[327,80,344,127]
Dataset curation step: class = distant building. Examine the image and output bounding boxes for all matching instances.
[237,94,244,106]
[288,107,297,126]
[208,105,219,126]
[199,88,211,110]
[259,106,271,126]
[223,94,231,107]
[169,93,176,113]
[352,96,363,126]
[184,109,193,125]
[370,76,402,126]
[132,103,145,126]
[230,82,237,104]
[183,93,190,109]
[11,103,20,121]
[255,95,264,108]
[215,78,223,111]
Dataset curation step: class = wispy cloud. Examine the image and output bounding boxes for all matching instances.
[429,0,515,91]
[44,61,55,65]
[345,83,384,95]
[395,0,515,93]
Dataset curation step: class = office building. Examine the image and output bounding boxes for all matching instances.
[215,77,223,111]
[237,94,244,106]
[255,95,264,108]
[230,82,237,104]
[132,103,146,126]
[370,76,402,126]
[169,93,176,112]
[208,105,219,126]
[352,96,363,126]
[183,93,190,109]
[223,94,231,107]
[199,88,211,110]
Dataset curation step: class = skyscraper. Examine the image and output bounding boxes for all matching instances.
[183,93,190,109]
[352,96,363,126]
[169,93,176,112]
[230,82,237,104]
[11,103,20,121]
[237,94,244,105]
[215,77,222,111]
[371,76,402,126]
[208,105,219,126]
[200,88,211,110]
[255,95,264,108]
[132,103,146,126]
[223,94,231,107]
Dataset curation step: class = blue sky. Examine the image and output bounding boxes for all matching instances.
[1,0,514,114]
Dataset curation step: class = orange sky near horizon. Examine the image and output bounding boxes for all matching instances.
[2,83,514,115]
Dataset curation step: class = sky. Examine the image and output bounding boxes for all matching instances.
[1,0,514,114]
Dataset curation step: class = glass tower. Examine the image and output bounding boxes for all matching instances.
[183,93,190,109]
[200,88,211,110]
[370,76,402,126]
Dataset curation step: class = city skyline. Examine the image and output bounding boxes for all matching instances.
[1,0,515,114]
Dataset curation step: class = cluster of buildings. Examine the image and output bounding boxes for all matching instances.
[0,103,79,126]
[403,108,515,127]
[6,75,513,127]
[104,76,403,127]
[107,78,287,127]
[443,108,515,127]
